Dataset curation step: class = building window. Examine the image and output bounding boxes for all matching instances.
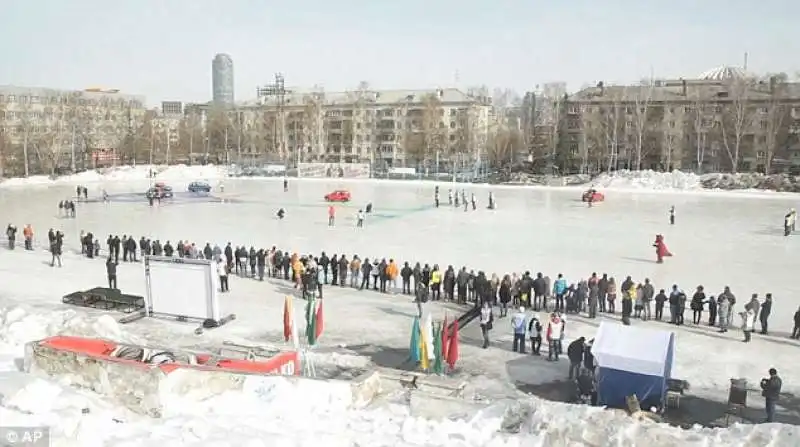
[450,121,456,129]
[625,107,633,114]
[758,135,766,144]
[7,95,15,103]
[450,134,456,141]
[625,121,633,128]
[760,120,767,129]
[684,106,692,113]
[569,143,579,155]
[757,151,766,159]
[669,121,676,128]
[568,106,578,114]
[758,107,767,114]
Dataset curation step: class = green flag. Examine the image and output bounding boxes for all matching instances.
[306,295,317,346]
[433,322,444,375]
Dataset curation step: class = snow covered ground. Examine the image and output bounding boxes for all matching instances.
[1,167,799,445]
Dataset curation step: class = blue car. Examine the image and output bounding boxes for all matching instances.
[188,181,212,193]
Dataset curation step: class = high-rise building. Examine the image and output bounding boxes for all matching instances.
[211,53,234,106]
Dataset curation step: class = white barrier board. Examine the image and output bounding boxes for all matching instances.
[298,162,370,179]
[144,256,221,322]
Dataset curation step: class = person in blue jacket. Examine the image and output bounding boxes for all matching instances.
[553,274,568,312]
[511,307,527,353]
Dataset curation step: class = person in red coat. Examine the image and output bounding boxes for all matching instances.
[654,234,672,263]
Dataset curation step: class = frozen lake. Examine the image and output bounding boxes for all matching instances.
[2,178,798,330]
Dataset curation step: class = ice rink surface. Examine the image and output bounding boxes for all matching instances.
[2,177,798,330]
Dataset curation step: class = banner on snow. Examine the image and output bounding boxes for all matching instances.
[298,163,370,179]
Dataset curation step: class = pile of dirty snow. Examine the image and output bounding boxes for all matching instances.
[0,164,227,188]
[589,170,703,191]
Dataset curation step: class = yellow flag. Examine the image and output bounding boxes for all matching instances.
[419,325,429,370]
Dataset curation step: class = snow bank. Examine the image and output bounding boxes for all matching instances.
[3,305,800,446]
[0,164,227,188]
[0,306,136,349]
[589,170,703,191]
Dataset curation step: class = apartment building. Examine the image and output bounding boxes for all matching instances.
[0,85,146,173]
[191,87,493,167]
[563,66,800,174]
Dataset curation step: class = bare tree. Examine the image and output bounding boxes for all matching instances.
[631,80,655,170]
[419,92,447,170]
[347,81,374,163]
[180,111,204,164]
[598,88,624,172]
[16,102,36,177]
[301,89,325,163]
[763,77,791,173]
[577,104,604,173]
[487,125,523,169]
[32,97,71,176]
[719,77,754,172]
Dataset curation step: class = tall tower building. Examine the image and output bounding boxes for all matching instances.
[211,53,234,106]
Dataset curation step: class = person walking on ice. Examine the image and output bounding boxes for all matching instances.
[356,209,365,228]
[328,205,336,226]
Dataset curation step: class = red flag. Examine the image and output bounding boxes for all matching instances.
[446,320,459,369]
[283,296,293,342]
[314,299,324,340]
[441,316,449,361]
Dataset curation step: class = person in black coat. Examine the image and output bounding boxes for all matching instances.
[760,294,773,335]
[567,337,586,379]
[106,257,118,289]
[792,307,800,339]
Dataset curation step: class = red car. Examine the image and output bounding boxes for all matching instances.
[581,189,605,202]
[324,190,351,202]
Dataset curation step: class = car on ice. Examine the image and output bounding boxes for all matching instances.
[188,181,212,193]
[146,182,173,199]
[324,190,351,202]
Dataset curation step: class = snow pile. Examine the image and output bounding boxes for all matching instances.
[0,306,136,349]
[0,306,798,445]
[590,170,703,191]
[0,164,227,188]
[508,399,800,446]
[701,173,800,192]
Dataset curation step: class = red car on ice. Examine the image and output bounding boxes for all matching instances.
[324,190,351,202]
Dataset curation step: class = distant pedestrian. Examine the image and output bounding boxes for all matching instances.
[217,258,229,292]
[106,257,118,289]
[760,368,782,423]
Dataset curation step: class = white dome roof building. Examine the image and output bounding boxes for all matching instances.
[697,65,752,81]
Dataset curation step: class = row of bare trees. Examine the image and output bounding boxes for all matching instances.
[552,75,797,175]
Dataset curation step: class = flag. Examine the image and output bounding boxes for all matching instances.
[409,316,421,363]
[432,322,444,375]
[423,312,435,363]
[283,296,293,342]
[441,315,449,361]
[291,304,300,349]
[446,319,459,370]
[305,295,317,346]
[314,299,324,340]
[419,321,430,371]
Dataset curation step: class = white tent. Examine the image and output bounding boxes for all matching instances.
[592,322,676,409]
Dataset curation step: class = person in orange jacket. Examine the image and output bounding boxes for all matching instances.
[386,259,399,292]
[328,206,335,226]
[22,224,34,250]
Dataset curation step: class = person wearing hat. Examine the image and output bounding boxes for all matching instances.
[760,368,782,422]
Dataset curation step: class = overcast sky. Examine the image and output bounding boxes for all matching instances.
[1,0,796,106]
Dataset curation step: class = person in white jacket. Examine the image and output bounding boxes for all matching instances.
[546,313,564,361]
[217,258,229,292]
[479,301,493,349]
[741,308,756,342]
